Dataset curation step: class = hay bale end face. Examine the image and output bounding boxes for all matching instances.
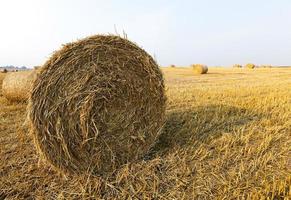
[2,70,38,101]
[28,35,166,176]
[192,64,208,74]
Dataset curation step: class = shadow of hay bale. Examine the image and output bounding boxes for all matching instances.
[145,104,265,160]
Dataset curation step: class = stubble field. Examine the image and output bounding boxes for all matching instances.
[0,67,290,199]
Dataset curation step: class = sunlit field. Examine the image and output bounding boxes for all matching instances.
[1,67,290,199]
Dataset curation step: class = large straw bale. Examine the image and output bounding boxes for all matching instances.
[28,35,166,176]
[2,70,38,101]
[192,64,208,74]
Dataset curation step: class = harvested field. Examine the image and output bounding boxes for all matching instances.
[0,67,291,199]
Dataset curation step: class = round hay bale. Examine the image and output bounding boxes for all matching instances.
[28,35,166,176]
[1,69,8,73]
[261,65,272,68]
[170,64,176,68]
[233,64,242,68]
[192,64,208,74]
[245,63,256,69]
[2,70,38,101]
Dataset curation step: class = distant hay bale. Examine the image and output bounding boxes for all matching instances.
[245,63,256,69]
[261,65,272,68]
[192,64,208,74]
[233,64,242,68]
[170,64,176,68]
[2,70,38,101]
[28,35,166,176]
[1,69,8,73]
[34,66,41,70]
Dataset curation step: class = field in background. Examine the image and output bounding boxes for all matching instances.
[0,68,291,199]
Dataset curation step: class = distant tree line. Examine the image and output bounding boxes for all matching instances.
[0,65,28,72]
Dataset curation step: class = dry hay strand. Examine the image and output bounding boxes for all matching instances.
[192,64,208,74]
[28,35,166,177]
[2,70,38,101]
[245,63,256,69]
[233,64,242,68]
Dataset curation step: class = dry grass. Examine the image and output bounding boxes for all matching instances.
[1,67,291,199]
[0,73,6,86]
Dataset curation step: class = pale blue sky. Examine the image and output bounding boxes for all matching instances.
[0,0,290,67]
